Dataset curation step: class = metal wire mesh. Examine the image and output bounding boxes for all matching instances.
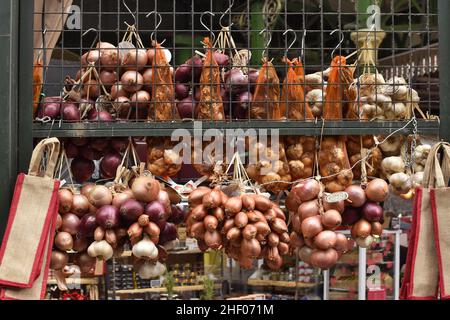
[32,0,439,136]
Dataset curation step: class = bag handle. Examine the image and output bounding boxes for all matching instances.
[28,138,61,178]
[422,142,450,188]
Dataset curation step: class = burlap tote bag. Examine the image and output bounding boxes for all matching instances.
[401,141,450,299]
[0,138,60,300]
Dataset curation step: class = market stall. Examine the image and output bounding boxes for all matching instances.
[0,0,447,301]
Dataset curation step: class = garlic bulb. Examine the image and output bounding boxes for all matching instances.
[132,234,158,259]
[87,240,114,261]
[138,261,167,279]
[381,156,405,179]
[389,172,412,195]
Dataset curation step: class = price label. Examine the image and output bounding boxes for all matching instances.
[325,191,348,203]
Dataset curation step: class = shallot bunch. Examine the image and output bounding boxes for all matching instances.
[186,187,290,270]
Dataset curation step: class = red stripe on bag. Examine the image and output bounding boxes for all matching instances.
[0,174,25,264]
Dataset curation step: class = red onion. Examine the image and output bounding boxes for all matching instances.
[175,64,191,83]
[341,206,361,226]
[361,202,383,222]
[157,190,171,218]
[159,222,177,245]
[78,213,97,238]
[61,213,80,235]
[40,97,61,119]
[70,137,89,147]
[175,83,190,100]
[65,143,79,158]
[144,201,167,230]
[61,103,80,121]
[88,109,114,122]
[168,205,186,225]
[187,56,203,81]
[112,191,134,208]
[80,145,102,161]
[177,96,195,118]
[100,151,122,179]
[72,237,88,252]
[90,138,110,152]
[71,157,95,183]
[120,199,144,223]
[110,137,129,153]
[213,52,229,67]
[96,205,120,229]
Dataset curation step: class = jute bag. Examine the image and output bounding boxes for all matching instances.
[401,141,450,300]
[0,138,60,300]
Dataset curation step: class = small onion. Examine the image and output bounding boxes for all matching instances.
[294,179,320,202]
[341,206,361,226]
[62,213,80,236]
[58,189,73,214]
[55,232,74,251]
[321,209,342,230]
[50,251,69,270]
[89,185,113,208]
[100,151,122,179]
[310,248,339,269]
[345,185,367,208]
[334,233,350,253]
[301,215,323,239]
[298,246,313,264]
[365,179,389,202]
[361,202,383,222]
[72,194,90,217]
[314,230,337,250]
[112,191,134,208]
[298,200,320,221]
[72,237,88,252]
[351,219,372,239]
[71,157,95,183]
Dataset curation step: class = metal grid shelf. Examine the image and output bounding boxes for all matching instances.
[32,120,440,138]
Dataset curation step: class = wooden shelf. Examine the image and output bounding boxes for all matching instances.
[115,283,221,295]
[119,248,201,258]
[247,279,316,288]
[47,277,99,285]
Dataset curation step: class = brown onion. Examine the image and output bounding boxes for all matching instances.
[105,229,117,247]
[351,219,372,239]
[264,209,276,222]
[294,179,320,201]
[241,238,261,258]
[271,218,288,234]
[272,206,286,221]
[321,209,342,230]
[189,221,205,238]
[241,194,255,211]
[50,251,69,270]
[132,176,160,203]
[301,216,323,239]
[203,189,222,209]
[371,221,383,237]
[279,232,290,243]
[127,222,143,241]
[298,246,313,264]
[123,49,148,70]
[112,191,134,208]
[310,248,339,269]
[285,191,301,213]
[121,70,143,93]
[334,233,350,252]
[204,230,222,249]
[314,230,337,250]
[365,178,389,203]
[94,226,105,241]
[226,227,241,241]
[81,183,95,198]
[212,207,225,222]
[254,221,271,237]
[191,204,207,221]
[89,185,113,208]
[77,253,96,274]
[58,189,73,214]
[298,200,320,221]
[242,224,257,240]
[144,221,160,237]
[290,232,305,248]
[345,185,366,208]
[253,195,272,211]
[62,213,80,235]
[188,187,211,207]
[110,82,129,100]
[100,70,118,86]
[225,197,243,215]
[234,211,248,228]
[246,211,261,223]
[204,215,219,232]
[55,232,73,251]
[268,232,280,247]
[222,219,235,234]
[291,214,302,234]
[278,242,289,255]
[72,194,90,217]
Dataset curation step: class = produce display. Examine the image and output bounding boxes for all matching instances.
[51,142,187,281]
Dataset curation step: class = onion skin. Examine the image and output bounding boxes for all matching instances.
[345,185,367,208]
[94,226,105,241]
[138,214,150,227]
[58,189,73,214]
[234,212,249,228]
[365,178,389,203]
[189,221,205,239]
[351,219,372,239]
[188,187,211,207]
[62,213,80,236]
[55,232,74,251]
[278,242,289,255]
[314,230,337,250]
[89,185,113,208]
[144,221,161,237]
[132,176,160,203]
[212,207,225,223]
[301,216,323,239]
[254,221,271,237]
[298,200,320,221]
[361,202,384,222]
[294,179,321,202]
[121,70,144,93]
[127,222,143,241]
[310,248,339,269]
[298,246,313,264]
[334,233,350,252]
[72,194,90,217]
[96,205,120,229]
[321,209,342,230]
[50,251,69,270]
[285,191,301,213]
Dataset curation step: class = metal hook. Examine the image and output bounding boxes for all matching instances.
[122,0,137,25]
[300,29,307,61]
[219,0,234,28]
[200,11,216,43]
[146,11,164,44]
[330,29,344,59]
[82,28,99,51]
[258,29,272,59]
[282,29,297,56]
